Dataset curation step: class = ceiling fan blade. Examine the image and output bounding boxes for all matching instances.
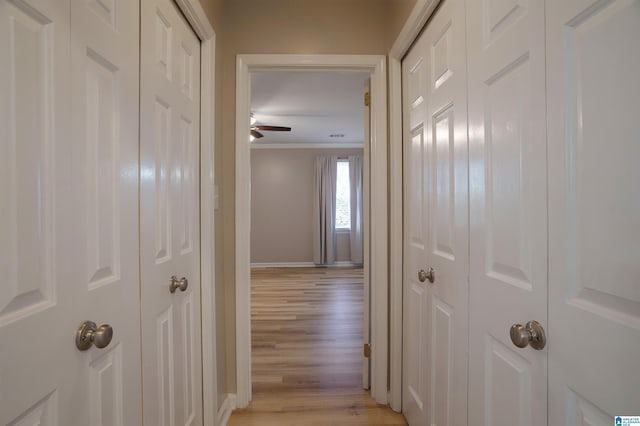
[251,129,264,138]
[255,125,291,132]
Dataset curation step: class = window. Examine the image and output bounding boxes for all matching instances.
[335,160,351,230]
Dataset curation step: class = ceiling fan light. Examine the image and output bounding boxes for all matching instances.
[250,134,255,142]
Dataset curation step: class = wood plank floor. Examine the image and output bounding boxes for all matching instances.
[228,267,407,426]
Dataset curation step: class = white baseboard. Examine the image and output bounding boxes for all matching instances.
[217,393,236,426]
[313,261,361,268]
[251,262,316,268]
[250,261,361,268]
[334,261,360,267]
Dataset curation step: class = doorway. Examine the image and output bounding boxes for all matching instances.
[234,54,388,408]
[248,70,367,409]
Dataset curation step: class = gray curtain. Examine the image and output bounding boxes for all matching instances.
[349,155,364,264]
[313,156,337,265]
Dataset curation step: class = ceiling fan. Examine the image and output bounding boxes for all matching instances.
[250,113,291,139]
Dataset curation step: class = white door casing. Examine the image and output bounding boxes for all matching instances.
[467,0,548,424]
[363,78,371,390]
[547,0,640,421]
[1,0,142,424]
[402,0,469,424]
[140,0,203,423]
[235,54,388,407]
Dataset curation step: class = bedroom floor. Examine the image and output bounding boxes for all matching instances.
[228,267,407,426]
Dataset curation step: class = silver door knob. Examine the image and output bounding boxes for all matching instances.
[169,275,188,293]
[75,321,113,351]
[510,320,546,350]
[418,267,435,283]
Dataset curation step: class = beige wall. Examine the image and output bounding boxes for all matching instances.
[389,0,419,45]
[251,148,363,264]
[198,0,420,397]
[195,0,228,408]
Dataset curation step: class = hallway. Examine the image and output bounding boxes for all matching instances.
[228,267,406,425]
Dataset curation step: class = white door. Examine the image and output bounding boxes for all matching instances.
[402,23,431,426]
[402,0,469,424]
[547,0,640,421]
[140,0,203,423]
[0,0,142,424]
[0,0,73,423]
[363,78,371,390]
[467,0,548,424]
[69,0,142,423]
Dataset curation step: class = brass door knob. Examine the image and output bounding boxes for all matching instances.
[510,320,546,350]
[169,276,188,293]
[75,321,113,351]
[418,267,435,283]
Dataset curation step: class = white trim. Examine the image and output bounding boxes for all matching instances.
[250,262,316,268]
[250,143,364,150]
[173,2,218,425]
[236,54,388,407]
[332,261,359,267]
[216,394,236,426]
[388,0,442,413]
[235,55,253,408]
[388,57,404,413]
[198,36,218,426]
[173,0,214,40]
[389,0,442,60]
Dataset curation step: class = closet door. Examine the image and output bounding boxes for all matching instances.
[402,25,430,426]
[0,0,142,424]
[69,0,142,423]
[140,0,203,424]
[0,1,73,423]
[547,0,640,422]
[402,0,469,424]
[467,1,548,425]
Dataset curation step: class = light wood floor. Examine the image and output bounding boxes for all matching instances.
[228,267,407,426]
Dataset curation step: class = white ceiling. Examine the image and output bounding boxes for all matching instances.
[250,71,369,146]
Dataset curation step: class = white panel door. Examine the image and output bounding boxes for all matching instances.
[402,1,469,424]
[467,0,548,424]
[363,78,370,390]
[69,0,142,423]
[0,0,72,423]
[0,0,142,424]
[140,0,203,424]
[547,0,640,422]
[402,25,431,426]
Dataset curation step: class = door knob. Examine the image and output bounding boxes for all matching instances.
[510,320,546,350]
[169,275,188,293]
[418,267,435,283]
[75,321,113,351]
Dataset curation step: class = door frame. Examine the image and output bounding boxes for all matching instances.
[172,1,218,424]
[234,54,388,407]
[388,0,442,412]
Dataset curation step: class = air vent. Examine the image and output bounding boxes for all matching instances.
[329,134,345,138]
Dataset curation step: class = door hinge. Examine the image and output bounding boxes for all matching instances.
[363,343,371,358]
[364,92,370,107]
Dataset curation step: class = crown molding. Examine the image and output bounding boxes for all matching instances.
[250,143,364,150]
